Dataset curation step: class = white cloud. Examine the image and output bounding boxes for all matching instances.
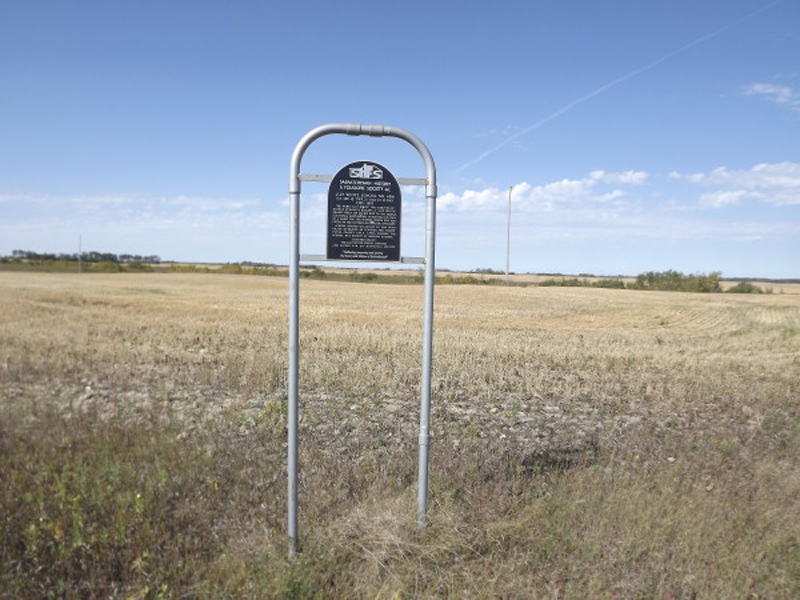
[744,83,800,112]
[439,170,648,213]
[596,189,626,202]
[589,170,649,185]
[438,187,504,211]
[673,161,800,207]
[698,190,753,208]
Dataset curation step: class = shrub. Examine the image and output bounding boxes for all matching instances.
[592,278,626,289]
[219,263,244,274]
[726,282,763,294]
[349,271,378,282]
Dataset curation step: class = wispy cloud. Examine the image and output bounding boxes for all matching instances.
[0,191,293,262]
[698,190,754,208]
[0,192,282,230]
[674,161,800,206]
[743,82,800,112]
[455,1,784,174]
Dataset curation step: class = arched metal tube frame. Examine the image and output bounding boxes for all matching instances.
[287,123,437,557]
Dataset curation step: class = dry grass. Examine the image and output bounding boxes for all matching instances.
[1,271,799,598]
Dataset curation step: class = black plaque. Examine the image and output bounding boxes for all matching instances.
[327,161,401,261]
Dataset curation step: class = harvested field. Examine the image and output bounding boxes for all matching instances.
[1,271,799,598]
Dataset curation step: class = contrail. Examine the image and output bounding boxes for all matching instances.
[454,0,783,174]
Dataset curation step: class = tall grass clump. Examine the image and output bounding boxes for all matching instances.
[0,399,295,598]
[2,405,207,597]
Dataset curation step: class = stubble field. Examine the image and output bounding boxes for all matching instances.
[1,271,799,598]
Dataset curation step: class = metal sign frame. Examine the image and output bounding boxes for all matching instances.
[287,123,437,557]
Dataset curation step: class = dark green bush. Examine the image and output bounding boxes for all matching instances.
[592,278,626,289]
[726,282,763,294]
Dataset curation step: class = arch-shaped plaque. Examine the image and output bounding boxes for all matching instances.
[327,161,401,261]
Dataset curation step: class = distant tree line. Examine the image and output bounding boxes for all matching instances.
[538,270,770,294]
[7,250,161,264]
[0,255,779,293]
[628,270,722,293]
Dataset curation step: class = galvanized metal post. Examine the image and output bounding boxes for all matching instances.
[287,123,436,557]
[287,166,301,560]
[417,157,436,527]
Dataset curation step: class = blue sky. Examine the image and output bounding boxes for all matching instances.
[2,0,798,277]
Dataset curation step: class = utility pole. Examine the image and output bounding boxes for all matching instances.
[78,234,82,274]
[505,186,512,282]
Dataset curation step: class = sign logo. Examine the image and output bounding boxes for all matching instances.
[349,163,384,179]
